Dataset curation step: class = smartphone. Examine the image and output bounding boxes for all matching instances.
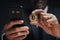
[8,6,25,28]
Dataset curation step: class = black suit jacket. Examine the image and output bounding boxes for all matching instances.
[0,1,60,40]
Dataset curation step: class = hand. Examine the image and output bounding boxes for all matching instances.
[30,9,60,38]
[4,20,29,40]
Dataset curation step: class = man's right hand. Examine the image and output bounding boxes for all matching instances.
[4,20,29,40]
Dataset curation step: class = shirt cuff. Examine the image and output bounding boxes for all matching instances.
[1,33,5,40]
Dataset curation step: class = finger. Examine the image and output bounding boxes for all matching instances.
[38,15,52,32]
[32,10,48,20]
[12,35,27,40]
[40,16,48,27]
[7,31,29,39]
[43,16,52,19]
[47,18,59,27]
[47,18,55,22]
[47,16,57,23]
[32,9,44,14]
[42,14,54,27]
[4,20,24,31]
[5,26,29,36]
[42,13,56,21]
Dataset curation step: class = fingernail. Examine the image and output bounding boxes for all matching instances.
[24,26,29,29]
[26,27,29,29]
[21,20,24,23]
[43,16,47,18]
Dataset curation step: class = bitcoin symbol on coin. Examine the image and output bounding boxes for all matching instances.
[29,14,38,22]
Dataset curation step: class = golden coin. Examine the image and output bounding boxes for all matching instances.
[29,14,38,22]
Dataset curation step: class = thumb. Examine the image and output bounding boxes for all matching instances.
[32,9,44,15]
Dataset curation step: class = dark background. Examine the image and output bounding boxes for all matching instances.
[0,0,60,9]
